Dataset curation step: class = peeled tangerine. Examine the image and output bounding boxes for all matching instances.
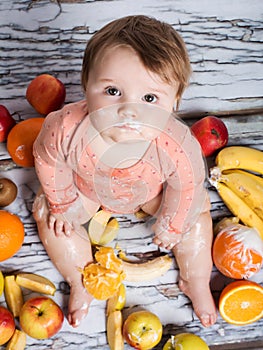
[213,221,263,279]
[163,333,209,350]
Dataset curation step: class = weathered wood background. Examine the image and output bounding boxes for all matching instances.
[0,0,263,349]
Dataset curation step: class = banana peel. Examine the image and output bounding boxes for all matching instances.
[4,275,24,317]
[88,210,119,245]
[6,329,26,350]
[107,310,124,350]
[16,273,56,295]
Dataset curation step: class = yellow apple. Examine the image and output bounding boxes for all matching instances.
[26,74,66,115]
[0,306,15,346]
[123,310,162,350]
[163,333,210,350]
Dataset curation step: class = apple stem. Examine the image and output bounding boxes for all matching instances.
[211,128,220,138]
[30,305,43,316]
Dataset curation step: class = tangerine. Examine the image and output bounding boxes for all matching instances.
[219,280,263,325]
[82,247,125,300]
[0,210,25,262]
[7,118,45,167]
[212,223,263,279]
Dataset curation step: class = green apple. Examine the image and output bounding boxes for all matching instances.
[123,310,162,350]
[0,306,15,346]
[19,296,64,339]
[163,333,210,350]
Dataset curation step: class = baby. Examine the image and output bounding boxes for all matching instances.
[32,15,217,328]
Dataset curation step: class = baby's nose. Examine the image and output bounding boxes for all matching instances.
[117,104,138,120]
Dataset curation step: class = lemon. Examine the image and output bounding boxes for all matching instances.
[0,270,4,296]
[163,333,209,350]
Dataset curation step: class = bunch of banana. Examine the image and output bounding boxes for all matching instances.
[209,146,263,240]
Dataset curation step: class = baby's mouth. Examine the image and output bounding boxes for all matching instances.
[114,122,141,131]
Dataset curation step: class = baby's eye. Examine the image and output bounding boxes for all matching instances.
[105,87,121,96]
[143,94,157,103]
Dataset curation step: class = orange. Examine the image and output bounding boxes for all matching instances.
[82,247,125,300]
[212,224,263,279]
[0,210,25,262]
[219,280,263,325]
[7,118,45,167]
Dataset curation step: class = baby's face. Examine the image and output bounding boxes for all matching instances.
[85,45,179,143]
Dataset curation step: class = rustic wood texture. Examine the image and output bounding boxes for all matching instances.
[0,0,263,349]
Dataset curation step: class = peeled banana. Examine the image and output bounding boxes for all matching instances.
[214,146,263,174]
[122,255,172,282]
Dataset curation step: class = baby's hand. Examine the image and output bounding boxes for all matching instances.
[48,213,77,237]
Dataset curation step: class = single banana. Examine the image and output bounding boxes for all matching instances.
[216,182,263,240]
[219,170,263,220]
[214,146,263,174]
[122,255,172,282]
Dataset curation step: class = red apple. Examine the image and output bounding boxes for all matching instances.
[0,105,16,142]
[123,310,163,350]
[191,116,228,157]
[0,306,15,346]
[19,296,64,339]
[26,74,66,115]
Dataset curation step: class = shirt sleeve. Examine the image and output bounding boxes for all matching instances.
[154,117,208,235]
[33,101,87,213]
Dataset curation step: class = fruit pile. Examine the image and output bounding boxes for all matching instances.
[106,282,209,350]
[0,270,63,348]
[0,74,66,168]
[209,146,263,326]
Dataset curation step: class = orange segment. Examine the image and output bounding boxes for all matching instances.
[95,247,123,273]
[7,118,44,167]
[0,210,25,262]
[219,280,263,325]
[82,247,125,300]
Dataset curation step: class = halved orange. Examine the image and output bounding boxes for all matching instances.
[219,280,263,325]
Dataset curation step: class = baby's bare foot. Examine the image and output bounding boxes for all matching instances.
[67,284,93,327]
[179,277,217,327]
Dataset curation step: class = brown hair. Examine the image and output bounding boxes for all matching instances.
[81,15,191,106]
